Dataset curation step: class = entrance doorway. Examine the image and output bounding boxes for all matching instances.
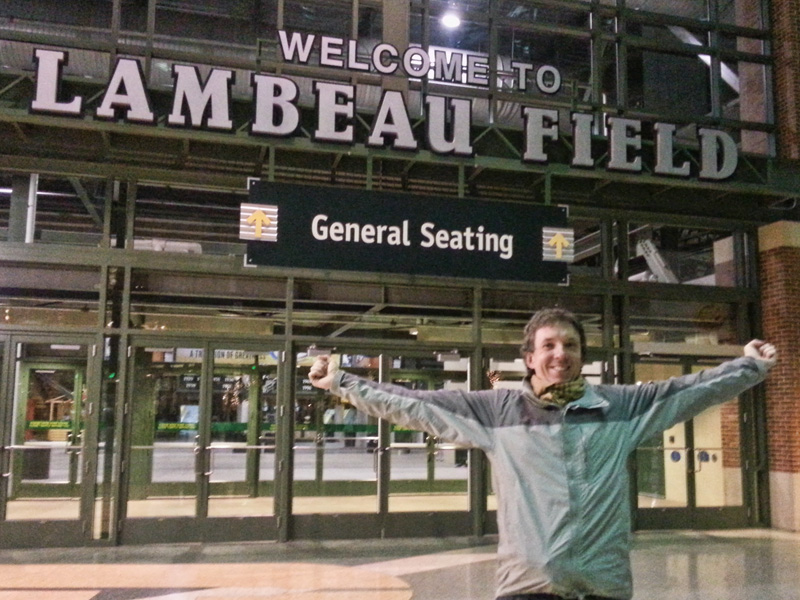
[121,340,281,543]
[289,346,477,538]
[634,356,750,529]
[0,337,99,548]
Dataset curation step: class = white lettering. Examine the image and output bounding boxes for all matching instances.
[571,113,595,168]
[31,49,82,115]
[522,107,559,163]
[278,30,315,63]
[168,65,234,130]
[403,47,430,78]
[654,122,691,176]
[320,36,345,68]
[347,40,371,71]
[419,223,513,259]
[434,50,462,82]
[367,91,418,150]
[96,58,154,122]
[607,116,642,172]
[313,82,355,143]
[311,214,411,247]
[372,43,399,74]
[698,128,738,180]
[511,61,534,92]
[536,65,562,95]
[251,75,300,136]
[426,96,473,156]
[466,55,489,86]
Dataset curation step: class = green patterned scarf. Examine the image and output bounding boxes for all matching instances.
[538,377,587,407]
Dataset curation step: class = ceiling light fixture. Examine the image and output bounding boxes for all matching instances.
[441,12,461,28]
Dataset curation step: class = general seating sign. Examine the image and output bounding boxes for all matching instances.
[244,180,571,284]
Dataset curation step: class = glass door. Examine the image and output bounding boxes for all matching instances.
[0,338,99,547]
[634,357,749,529]
[290,347,477,538]
[291,350,383,516]
[123,341,281,542]
[384,351,471,515]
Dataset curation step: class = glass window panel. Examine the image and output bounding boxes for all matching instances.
[121,2,148,32]
[0,265,100,328]
[639,23,710,50]
[130,270,286,334]
[737,128,771,156]
[126,346,203,519]
[283,0,351,39]
[155,0,278,46]
[387,353,470,512]
[207,348,278,517]
[292,281,473,342]
[482,292,607,351]
[628,299,739,346]
[626,0,709,20]
[0,176,107,246]
[496,2,590,27]
[3,0,113,29]
[5,343,89,521]
[691,365,743,508]
[635,362,689,508]
[626,224,740,287]
[428,13,489,53]
[292,351,381,515]
[358,2,383,41]
[628,48,711,118]
[133,184,248,257]
[719,0,765,29]
[570,218,605,280]
[723,61,770,125]
[496,29,591,103]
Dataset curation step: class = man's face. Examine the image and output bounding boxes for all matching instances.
[524,323,583,387]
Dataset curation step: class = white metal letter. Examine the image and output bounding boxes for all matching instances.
[654,122,691,176]
[607,116,642,172]
[522,107,559,163]
[168,65,234,130]
[96,58,155,122]
[313,82,355,143]
[425,96,473,156]
[251,75,300,136]
[367,91,418,150]
[30,49,82,115]
[698,128,738,180]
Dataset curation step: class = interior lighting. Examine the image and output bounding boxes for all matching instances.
[441,12,461,28]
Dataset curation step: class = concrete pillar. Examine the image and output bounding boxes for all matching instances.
[759,221,800,529]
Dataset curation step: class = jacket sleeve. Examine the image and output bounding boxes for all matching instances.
[330,371,497,450]
[609,356,770,449]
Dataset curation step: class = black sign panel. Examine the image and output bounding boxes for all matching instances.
[245,181,568,284]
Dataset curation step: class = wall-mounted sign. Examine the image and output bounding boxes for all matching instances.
[245,181,572,284]
[28,31,739,181]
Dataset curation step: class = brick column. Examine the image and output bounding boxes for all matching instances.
[759,221,800,530]
[771,0,800,160]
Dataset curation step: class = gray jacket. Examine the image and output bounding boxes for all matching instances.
[331,356,770,600]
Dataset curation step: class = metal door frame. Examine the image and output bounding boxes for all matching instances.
[0,332,101,548]
[118,335,285,544]
[633,353,754,530]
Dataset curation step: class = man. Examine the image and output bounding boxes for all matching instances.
[309,308,777,600]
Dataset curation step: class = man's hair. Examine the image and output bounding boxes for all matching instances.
[520,307,587,362]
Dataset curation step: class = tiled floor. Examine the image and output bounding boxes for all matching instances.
[1,529,799,599]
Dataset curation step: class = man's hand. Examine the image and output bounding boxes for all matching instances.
[309,355,337,390]
[744,339,778,368]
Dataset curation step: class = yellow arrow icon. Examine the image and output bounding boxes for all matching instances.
[247,210,272,239]
[548,232,570,259]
